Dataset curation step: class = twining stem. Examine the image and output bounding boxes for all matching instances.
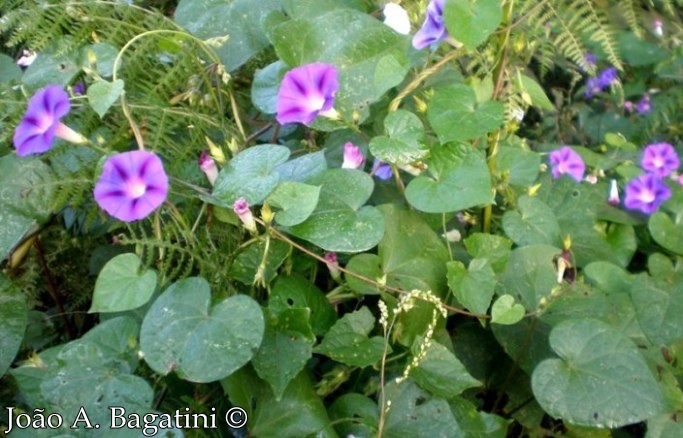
[482,0,515,233]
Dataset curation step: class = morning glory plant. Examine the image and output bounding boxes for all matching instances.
[93,150,169,222]
[548,146,585,182]
[624,173,671,215]
[641,142,680,177]
[13,85,86,156]
[412,0,447,50]
[276,63,339,126]
[341,142,365,169]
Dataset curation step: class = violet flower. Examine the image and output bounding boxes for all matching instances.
[13,85,86,156]
[584,53,597,69]
[641,142,680,177]
[341,142,365,169]
[624,173,671,215]
[198,151,218,185]
[233,198,257,233]
[94,150,169,222]
[371,159,393,180]
[584,77,602,99]
[412,0,447,50]
[597,67,618,88]
[276,63,339,126]
[636,95,651,114]
[549,146,585,182]
[72,81,86,96]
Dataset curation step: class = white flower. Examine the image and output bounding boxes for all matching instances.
[383,3,411,35]
[16,50,36,67]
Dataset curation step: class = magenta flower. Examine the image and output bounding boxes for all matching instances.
[641,142,680,177]
[233,198,257,233]
[549,146,585,182]
[13,85,86,156]
[198,151,218,186]
[624,173,671,215]
[341,142,365,169]
[597,67,618,88]
[608,179,620,206]
[93,151,169,222]
[276,63,339,126]
[371,159,393,180]
[324,252,341,281]
[413,0,447,50]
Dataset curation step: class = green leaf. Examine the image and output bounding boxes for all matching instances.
[223,366,337,437]
[175,0,282,71]
[251,60,286,114]
[252,308,315,400]
[229,239,290,285]
[369,110,428,165]
[270,274,337,336]
[288,169,385,252]
[428,84,504,143]
[313,307,385,367]
[630,274,683,346]
[87,79,124,118]
[649,212,683,255]
[498,244,559,311]
[213,144,290,206]
[21,43,80,89]
[496,146,541,186]
[502,195,562,247]
[492,317,554,375]
[412,342,481,399]
[447,259,496,316]
[0,273,27,375]
[346,253,383,295]
[267,182,321,226]
[384,380,463,437]
[275,150,327,183]
[282,0,366,17]
[491,295,525,325]
[328,393,379,438]
[450,397,510,437]
[140,277,264,382]
[532,318,664,428]
[89,253,157,313]
[377,204,450,296]
[518,73,555,110]
[271,8,410,116]
[443,0,503,51]
[405,143,493,213]
[463,233,513,273]
[0,53,21,82]
[0,155,53,260]
[83,42,119,78]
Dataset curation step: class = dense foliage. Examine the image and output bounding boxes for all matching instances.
[1,0,683,436]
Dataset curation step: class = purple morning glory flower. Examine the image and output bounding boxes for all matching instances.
[13,85,85,156]
[276,63,339,126]
[584,53,597,68]
[93,150,169,222]
[72,81,86,96]
[597,67,618,88]
[624,173,671,215]
[549,146,585,182]
[412,0,447,50]
[641,142,680,177]
[636,95,651,114]
[341,142,365,169]
[371,159,393,180]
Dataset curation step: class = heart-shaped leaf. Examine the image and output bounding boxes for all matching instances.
[428,84,504,143]
[0,273,27,376]
[443,0,503,51]
[89,253,157,313]
[369,110,428,165]
[532,318,663,428]
[212,144,290,206]
[87,79,124,118]
[447,258,496,316]
[251,60,286,114]
[648,211,683,255]
[140,277,264,382]
[502,195,561,247]
[267,181,321,226]
[405,144,493,213]
[288,169,385,252]
[491,294,525,325]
